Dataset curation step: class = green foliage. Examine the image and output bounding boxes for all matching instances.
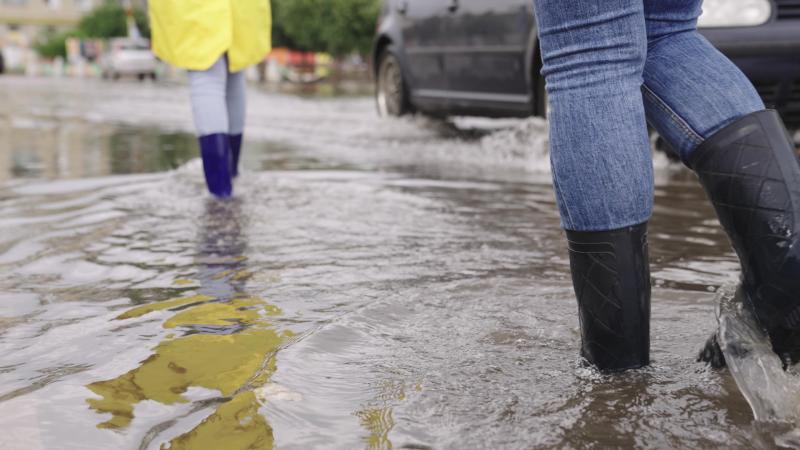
[327,0,381,56]
[272,0,381,56]
[34,0,151,58]
[78,1,150,39]
[78,1,127,38]
[34,29,83,60]
[133,7,151,39]
[270,0,299,49]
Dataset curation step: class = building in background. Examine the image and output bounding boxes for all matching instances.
[0,0,101,42]
[0,0,101,70]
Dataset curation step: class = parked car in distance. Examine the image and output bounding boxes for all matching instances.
[0,49,4,74]
[101,38,157,81]
[373,0,800,125]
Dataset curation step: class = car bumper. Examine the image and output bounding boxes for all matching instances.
[701,22,800,57]
[110,62,157,75]
[700,21,800,125]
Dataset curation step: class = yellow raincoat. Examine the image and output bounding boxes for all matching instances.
[149,0,272,73]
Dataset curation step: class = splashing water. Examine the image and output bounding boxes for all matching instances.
[715,285,800,426]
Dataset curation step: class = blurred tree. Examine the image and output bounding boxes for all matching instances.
[327,0,381,56]
[272,0,380,56]
[34,29,81,59]
[34,0,151,59]
[77,1,127,38]
[78,1,150,39]
[270,0,299,49]
[133,8,151,39]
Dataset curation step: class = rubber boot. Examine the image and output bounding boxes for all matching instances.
[199,133,233,198]
[566,223,651,372]
[229,134,243,178]
[689,110,800,363]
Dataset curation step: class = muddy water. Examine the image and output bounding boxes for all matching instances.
[0,77,791,449]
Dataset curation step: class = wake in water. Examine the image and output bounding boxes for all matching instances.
[702,285,800,448]
[710,286,800,423]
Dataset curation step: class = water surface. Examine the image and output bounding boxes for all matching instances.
[0,77,787,449]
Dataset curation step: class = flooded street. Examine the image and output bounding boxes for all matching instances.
[0,76,791,449]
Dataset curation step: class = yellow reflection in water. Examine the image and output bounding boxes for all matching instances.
[354,379,410,450]
[115,294,214,320]
[87,289,292,448]
[87,198,285,448]
[87,326,285,428]
[166,391,274,450]
[356,407,395,450]
[162,297,280,329]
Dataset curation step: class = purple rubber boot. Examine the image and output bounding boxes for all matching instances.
[199,133,233,198]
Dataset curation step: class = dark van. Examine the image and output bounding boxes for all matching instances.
[373,0,800,124]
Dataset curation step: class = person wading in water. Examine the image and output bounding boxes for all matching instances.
[532,0,800,371]
[149,0,272,198]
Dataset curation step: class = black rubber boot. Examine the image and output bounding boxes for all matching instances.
[566,223,651,372]
[689,109,800,361]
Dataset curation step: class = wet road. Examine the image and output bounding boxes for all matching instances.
[0,76,794,449]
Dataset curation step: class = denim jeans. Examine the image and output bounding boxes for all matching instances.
[533,0,765,231]
[188,55,247,137]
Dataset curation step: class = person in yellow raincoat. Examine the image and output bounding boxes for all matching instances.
[149,0,272,197]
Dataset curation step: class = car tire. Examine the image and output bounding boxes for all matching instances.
[376,46,411,117]
[150,72,157,81]
[651,131,681,162]
[535,71,548,119]
[0,52,4,74]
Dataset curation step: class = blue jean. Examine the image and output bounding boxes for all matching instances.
[188,55,247,136]
[533,0,765,231]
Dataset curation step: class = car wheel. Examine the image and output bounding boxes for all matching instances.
[150,72,157,81]
[137,73,146,81]
[650,130,680,162]
[535,72,548,119]
[376,47,411,117]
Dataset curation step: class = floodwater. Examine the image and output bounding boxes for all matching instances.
[0,76,796,449]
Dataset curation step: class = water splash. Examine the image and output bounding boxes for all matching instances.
[715,285,800,423]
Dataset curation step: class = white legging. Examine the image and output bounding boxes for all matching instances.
[188,55,246,136]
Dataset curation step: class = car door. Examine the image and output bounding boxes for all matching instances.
[399,0,452,96]
[440,0,535,111]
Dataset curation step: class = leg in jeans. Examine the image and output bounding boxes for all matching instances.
[189,56,230,136]
[641,0,764,161]
[536,1,653,232]
[188,56,233,197]
[226,69,246,177]
[642,0,800,364]
[533,0,652,371]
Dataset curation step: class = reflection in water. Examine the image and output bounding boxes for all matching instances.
[356,407,395,450]
[355,380,409,450]
[86,199,291,449]
[0,116,196,183]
